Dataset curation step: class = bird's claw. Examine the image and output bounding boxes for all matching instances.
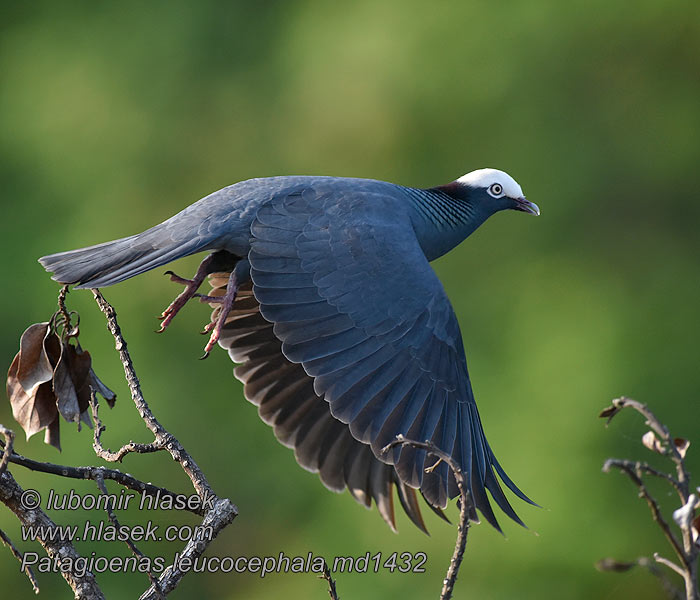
[156,256,216,334]
[198,319,225,358]
[163,270,193,286]
[200,321,216,335]
[199,335,219,360]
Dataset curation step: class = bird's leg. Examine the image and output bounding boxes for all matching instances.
[156,254,216,333]
[197,269,239,358]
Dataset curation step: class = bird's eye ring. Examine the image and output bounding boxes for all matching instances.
[488,183,504,197]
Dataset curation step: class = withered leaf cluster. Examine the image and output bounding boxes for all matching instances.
[6,320,115,450]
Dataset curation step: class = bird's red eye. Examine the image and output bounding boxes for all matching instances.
[489,183,503,197]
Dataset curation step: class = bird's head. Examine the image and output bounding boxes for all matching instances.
[454,168,539,217]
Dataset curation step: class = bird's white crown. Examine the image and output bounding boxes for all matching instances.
[457,168,523,199]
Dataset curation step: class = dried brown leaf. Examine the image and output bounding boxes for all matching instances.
[69,346,95,431]
[674,437,690,459]
[8,309,115,447]
[88,369,116,408]
[67,346,92,415]
[43,330,62,366]
[7,353,23,403]
[599,404,621,424]
[7,355,58,439]
[44,415,61,451]
[53,342,99,429]
[16,323,53,395]
[53,343,80,423]
[642,430,666,454]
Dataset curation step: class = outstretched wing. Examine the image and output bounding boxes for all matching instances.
[246,187,532,530]
[211,277,440,532]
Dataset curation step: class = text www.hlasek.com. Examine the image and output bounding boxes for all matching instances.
[22,520,213,544]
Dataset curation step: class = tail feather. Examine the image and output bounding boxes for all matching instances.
[39,228,210,288]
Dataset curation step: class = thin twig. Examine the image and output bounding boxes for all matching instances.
[382,435,472,600]
[90,391,163,462]
[0,526,40,594]
[654,553,689,579]
[603,459,685,502]
[320,561,340,600]
[6,451,205,516]
[91,290,217,499]
[602,459,686,568]
[604,397,691,489]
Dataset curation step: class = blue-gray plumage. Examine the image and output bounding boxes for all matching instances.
[39,169,540,533]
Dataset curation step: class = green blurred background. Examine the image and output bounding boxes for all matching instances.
[2,1,700,598]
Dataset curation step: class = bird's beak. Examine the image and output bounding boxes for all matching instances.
[513,196,540,216]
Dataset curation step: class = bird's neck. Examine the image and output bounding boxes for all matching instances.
[404,185,488,262]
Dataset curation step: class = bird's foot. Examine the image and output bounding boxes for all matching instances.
[156,254,216,333]
[200,321,216,335]
[199,271,239,359]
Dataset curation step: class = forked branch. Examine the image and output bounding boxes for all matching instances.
[599,397,699,600]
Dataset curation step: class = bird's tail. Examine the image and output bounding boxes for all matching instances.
[39,224,210,289]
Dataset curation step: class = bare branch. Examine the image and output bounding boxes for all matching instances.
[0,424,14,475]
[654,553,688,579]
[91,290,219,499]
[602,458,686,568]
[602,397,691,491]
[319,561,340,600]
[600,397,671,440]
[602,458,684,501]
[0,469,104,599]
[90,391,163,462]
[382,435,472,600]
[6,450,205,516]
[91,290,238,598]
